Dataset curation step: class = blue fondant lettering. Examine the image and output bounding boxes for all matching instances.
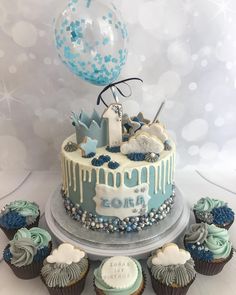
[101,195,147,209]
[111,198,122,208]
[101,199,111,208]
[129,198,135,207]
[136,195,145,206]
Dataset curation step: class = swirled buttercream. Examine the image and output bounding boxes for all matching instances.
[205,224,232,259]
[14,227,51,249]
[194,197,225,213]
[147,257,195,287]
[9,238,37,267]
[185,223,208,244]
[41,257,88,288]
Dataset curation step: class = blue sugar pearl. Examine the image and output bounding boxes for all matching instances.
[126,226,132,232]
[113,219,118,225]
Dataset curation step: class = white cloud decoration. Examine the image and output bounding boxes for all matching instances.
[121,132,164,154]
[152,243,191,266]
[136,123,169,143]
[47,243,85,265]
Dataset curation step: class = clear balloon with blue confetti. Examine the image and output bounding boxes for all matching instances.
[54,0,128,86]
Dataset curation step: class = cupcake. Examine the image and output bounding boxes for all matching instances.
[184,223,233,275]
[3,227,52,279]
[41,243,89,295]
[147,243,196,295]
[193,197,234,230]
[94,256,145,295]
[0,200,40,239]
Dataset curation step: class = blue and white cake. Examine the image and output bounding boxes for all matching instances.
[61,106,176,233]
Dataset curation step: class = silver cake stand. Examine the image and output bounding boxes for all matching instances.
[45,187,190,260]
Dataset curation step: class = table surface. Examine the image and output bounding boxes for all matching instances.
[0,168,236,295]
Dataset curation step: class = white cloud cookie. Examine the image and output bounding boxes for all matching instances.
[121,132,164,155]
[152,243,191,266]
[136,123,168,143]
[47,243,85,265]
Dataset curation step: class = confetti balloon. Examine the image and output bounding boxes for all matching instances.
[54,0,128,86]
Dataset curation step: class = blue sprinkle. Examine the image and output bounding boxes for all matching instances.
[0,211,27,229]
[185,243,214,262]
[212,206,234,225]
[33,246,51,262]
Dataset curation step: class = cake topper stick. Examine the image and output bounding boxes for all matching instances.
[111,86,119,103]
[152,100,166,123]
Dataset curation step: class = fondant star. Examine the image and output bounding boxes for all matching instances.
[79,136,98,156]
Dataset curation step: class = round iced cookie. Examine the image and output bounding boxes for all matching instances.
[101,256,138,289]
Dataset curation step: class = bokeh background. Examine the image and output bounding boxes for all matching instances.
[0,0,235,171]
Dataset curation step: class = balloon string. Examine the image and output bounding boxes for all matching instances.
[97,77,143,107]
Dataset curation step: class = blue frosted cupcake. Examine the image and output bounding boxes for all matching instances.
[193,197,234,230]
[184,223,233,275]
[3,227,52,279]
[0,200,40,239]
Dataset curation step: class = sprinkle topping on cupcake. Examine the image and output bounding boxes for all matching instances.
[185,223,232,261]
[0,200,39,230]
[193,197,234,228]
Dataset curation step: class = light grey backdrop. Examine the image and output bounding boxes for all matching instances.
[0,0,235,171]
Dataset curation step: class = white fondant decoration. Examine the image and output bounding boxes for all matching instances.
[103,103,123,148]
[46,243,85,265]
[93,183,151,219]
[136,123,168,143]
[101,256,138,289]
[120,132,164,155]
[152,243,191,266]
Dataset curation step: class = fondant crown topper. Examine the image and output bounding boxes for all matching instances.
[152,243,191,266]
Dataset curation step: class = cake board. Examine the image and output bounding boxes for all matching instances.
[45,186,190,260]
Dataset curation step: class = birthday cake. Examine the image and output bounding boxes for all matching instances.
[54,0,176,233]
[61,104,176,233]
